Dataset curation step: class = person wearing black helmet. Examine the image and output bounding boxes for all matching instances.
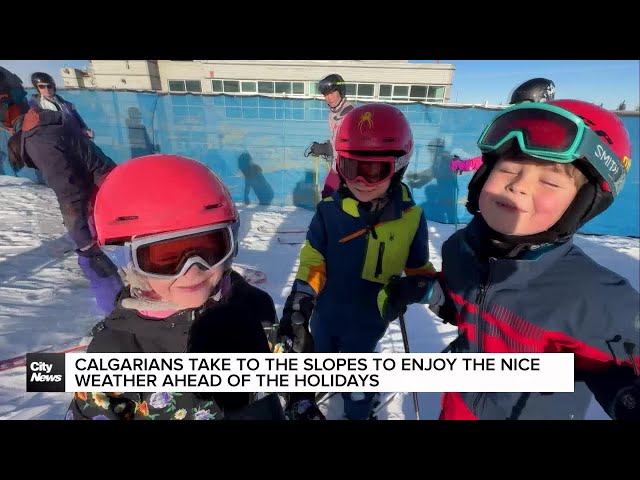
[306,73,355,198]
[448,78,556,174]
[509,77,555,104]
[1,65,123,316]
[29,72,94,139]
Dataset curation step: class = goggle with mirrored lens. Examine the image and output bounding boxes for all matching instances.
[101,223,235,280]
[337,156,395,187]
[477,102,627,197]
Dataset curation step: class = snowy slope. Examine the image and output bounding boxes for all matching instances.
[1,175,638,420]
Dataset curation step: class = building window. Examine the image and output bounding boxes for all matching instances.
[185,80,202,92]
[341,83,375,100]
[427,86,445,101]
[275,82,291,94]
[223,80,239,93]
[258,81,274,94]
[379,84,439,103]
[344,83,355,97]
[169,79,202,93]
[410,85,427,101]
[393,85,409,101]
[208,79,340,98]
[356,83,374,98]
[212,80,241,94]
[379,84,411,101]
[241,81,257,93]
[169,80,186,92]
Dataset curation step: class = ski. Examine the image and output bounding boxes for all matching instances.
[232,263,267,285]
[0,336,89,373]
[371,392,401,417]
[316,391,337,405]
[277,237,304,245]
[257,226,307,235]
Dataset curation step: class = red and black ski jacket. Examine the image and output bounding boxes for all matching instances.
[438,216,640,420]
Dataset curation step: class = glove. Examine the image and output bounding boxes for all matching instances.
[449,156,467,173]
[76,244,120,278]
[7,132,27,171]
[377,275,434,323]
[427,277,456,324]
[308,141,332,157]
[278,292,315,353]
[267,323,293,353]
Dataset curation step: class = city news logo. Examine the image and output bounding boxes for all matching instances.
[26,353,65,392]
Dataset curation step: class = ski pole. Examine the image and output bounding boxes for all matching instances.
[398,312,421,420]
[441,332,464,353]
[454,172,459,232]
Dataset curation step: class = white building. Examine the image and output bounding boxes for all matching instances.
[61,60,456,104]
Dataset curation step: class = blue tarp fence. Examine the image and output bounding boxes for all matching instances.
[2,90,638,237]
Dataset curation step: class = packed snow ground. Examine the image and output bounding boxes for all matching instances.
[1,175,638,420]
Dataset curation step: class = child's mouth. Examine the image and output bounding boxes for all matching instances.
[177,280,208,292]
[495,200,525,213]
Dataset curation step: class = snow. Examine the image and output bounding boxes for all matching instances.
[0,174,638,420]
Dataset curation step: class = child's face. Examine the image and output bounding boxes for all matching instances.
[146,264,226,309]
[479,156,583,236]
[346,177,391,203]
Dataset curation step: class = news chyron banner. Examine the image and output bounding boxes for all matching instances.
[26,352,575,393]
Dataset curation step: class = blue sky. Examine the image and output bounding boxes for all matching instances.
[411,60,639,110]
[0,59,89,89]
[2,60,638,110]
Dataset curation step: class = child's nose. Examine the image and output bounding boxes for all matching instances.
[507,174,533,195]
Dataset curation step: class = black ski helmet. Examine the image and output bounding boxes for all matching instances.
[318,74,346,97]
[509,78,555,104]
[31,72,56,92]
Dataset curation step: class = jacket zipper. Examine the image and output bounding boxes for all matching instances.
[472,258,494,416]
[181,311,196,353]
[475,284,487,353]
[375,242,385,278]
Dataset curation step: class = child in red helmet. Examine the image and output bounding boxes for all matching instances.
[433,100,640,420]
[65,154,284,420]
[278,103,441,420]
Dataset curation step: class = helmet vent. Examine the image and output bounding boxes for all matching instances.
[115,215,138,222]
[204,203,223,210]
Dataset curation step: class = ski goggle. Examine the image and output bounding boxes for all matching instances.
[477,102,627,197]
[337,155,395,187]
[101,224,235,280]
